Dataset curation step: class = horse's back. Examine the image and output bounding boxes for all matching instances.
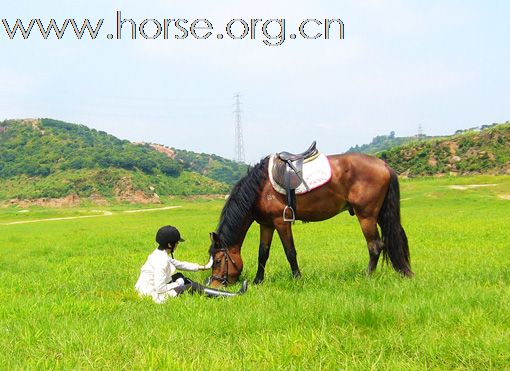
[327,153,392,208]
[328,152,390,177]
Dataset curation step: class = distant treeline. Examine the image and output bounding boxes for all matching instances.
[173,149,248,186]
[347,131,438,155]
[348,123,502,156]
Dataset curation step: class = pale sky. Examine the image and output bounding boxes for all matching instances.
[1,1,509,164]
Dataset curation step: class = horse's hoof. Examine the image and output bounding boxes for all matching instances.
[253,277,264,285]
[293,272,302,279]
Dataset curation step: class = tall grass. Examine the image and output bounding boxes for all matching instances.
[0,176,509,369]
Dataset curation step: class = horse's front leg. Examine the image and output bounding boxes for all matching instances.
[254,224,275,284]
[275,221,302,279]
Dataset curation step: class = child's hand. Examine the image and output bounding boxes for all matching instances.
[203,256,213,270]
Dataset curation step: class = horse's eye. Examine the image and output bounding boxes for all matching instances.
[214,259,222,264]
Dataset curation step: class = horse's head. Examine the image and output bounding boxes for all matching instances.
[208,232,243,287]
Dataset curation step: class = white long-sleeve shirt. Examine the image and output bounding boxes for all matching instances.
[135,248,201,303]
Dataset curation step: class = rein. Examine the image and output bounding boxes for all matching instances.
[210,245,241,285]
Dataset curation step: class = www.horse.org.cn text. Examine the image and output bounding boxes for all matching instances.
[0,11,345,46]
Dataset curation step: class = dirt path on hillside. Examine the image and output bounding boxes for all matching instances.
[0,206,182,226]
[448,184,498,190]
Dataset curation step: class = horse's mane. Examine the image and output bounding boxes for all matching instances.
[212,157,269,251]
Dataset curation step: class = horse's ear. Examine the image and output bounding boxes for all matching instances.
[211,232,220,243]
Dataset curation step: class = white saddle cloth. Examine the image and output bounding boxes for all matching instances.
[268,153,332,195]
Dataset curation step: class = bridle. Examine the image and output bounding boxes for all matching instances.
[210,244,241,286]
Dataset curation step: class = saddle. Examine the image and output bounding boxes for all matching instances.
[278,141,319,162]
[272,141,319,222]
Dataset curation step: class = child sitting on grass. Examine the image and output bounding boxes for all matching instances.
[135,225,247,303]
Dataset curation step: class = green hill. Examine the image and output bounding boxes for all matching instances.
[377,122,510,176]
[0,119,234,202]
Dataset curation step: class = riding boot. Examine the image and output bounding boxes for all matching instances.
[190,280,248,298]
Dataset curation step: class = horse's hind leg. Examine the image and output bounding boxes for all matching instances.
[254,225,275,284]
[358,216,384,274]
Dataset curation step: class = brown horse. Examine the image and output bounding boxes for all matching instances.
[208,152,412,287]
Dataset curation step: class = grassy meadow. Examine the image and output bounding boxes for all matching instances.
[0,175,509,369]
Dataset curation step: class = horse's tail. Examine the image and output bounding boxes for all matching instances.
[378,169,413,277]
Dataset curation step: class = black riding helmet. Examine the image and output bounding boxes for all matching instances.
[156,225,185,249]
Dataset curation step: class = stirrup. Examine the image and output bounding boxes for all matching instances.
[283,205,295,223]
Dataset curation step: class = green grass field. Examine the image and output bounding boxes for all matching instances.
[1,176,509,369]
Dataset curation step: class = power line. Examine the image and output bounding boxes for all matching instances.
[234,93,245,163]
